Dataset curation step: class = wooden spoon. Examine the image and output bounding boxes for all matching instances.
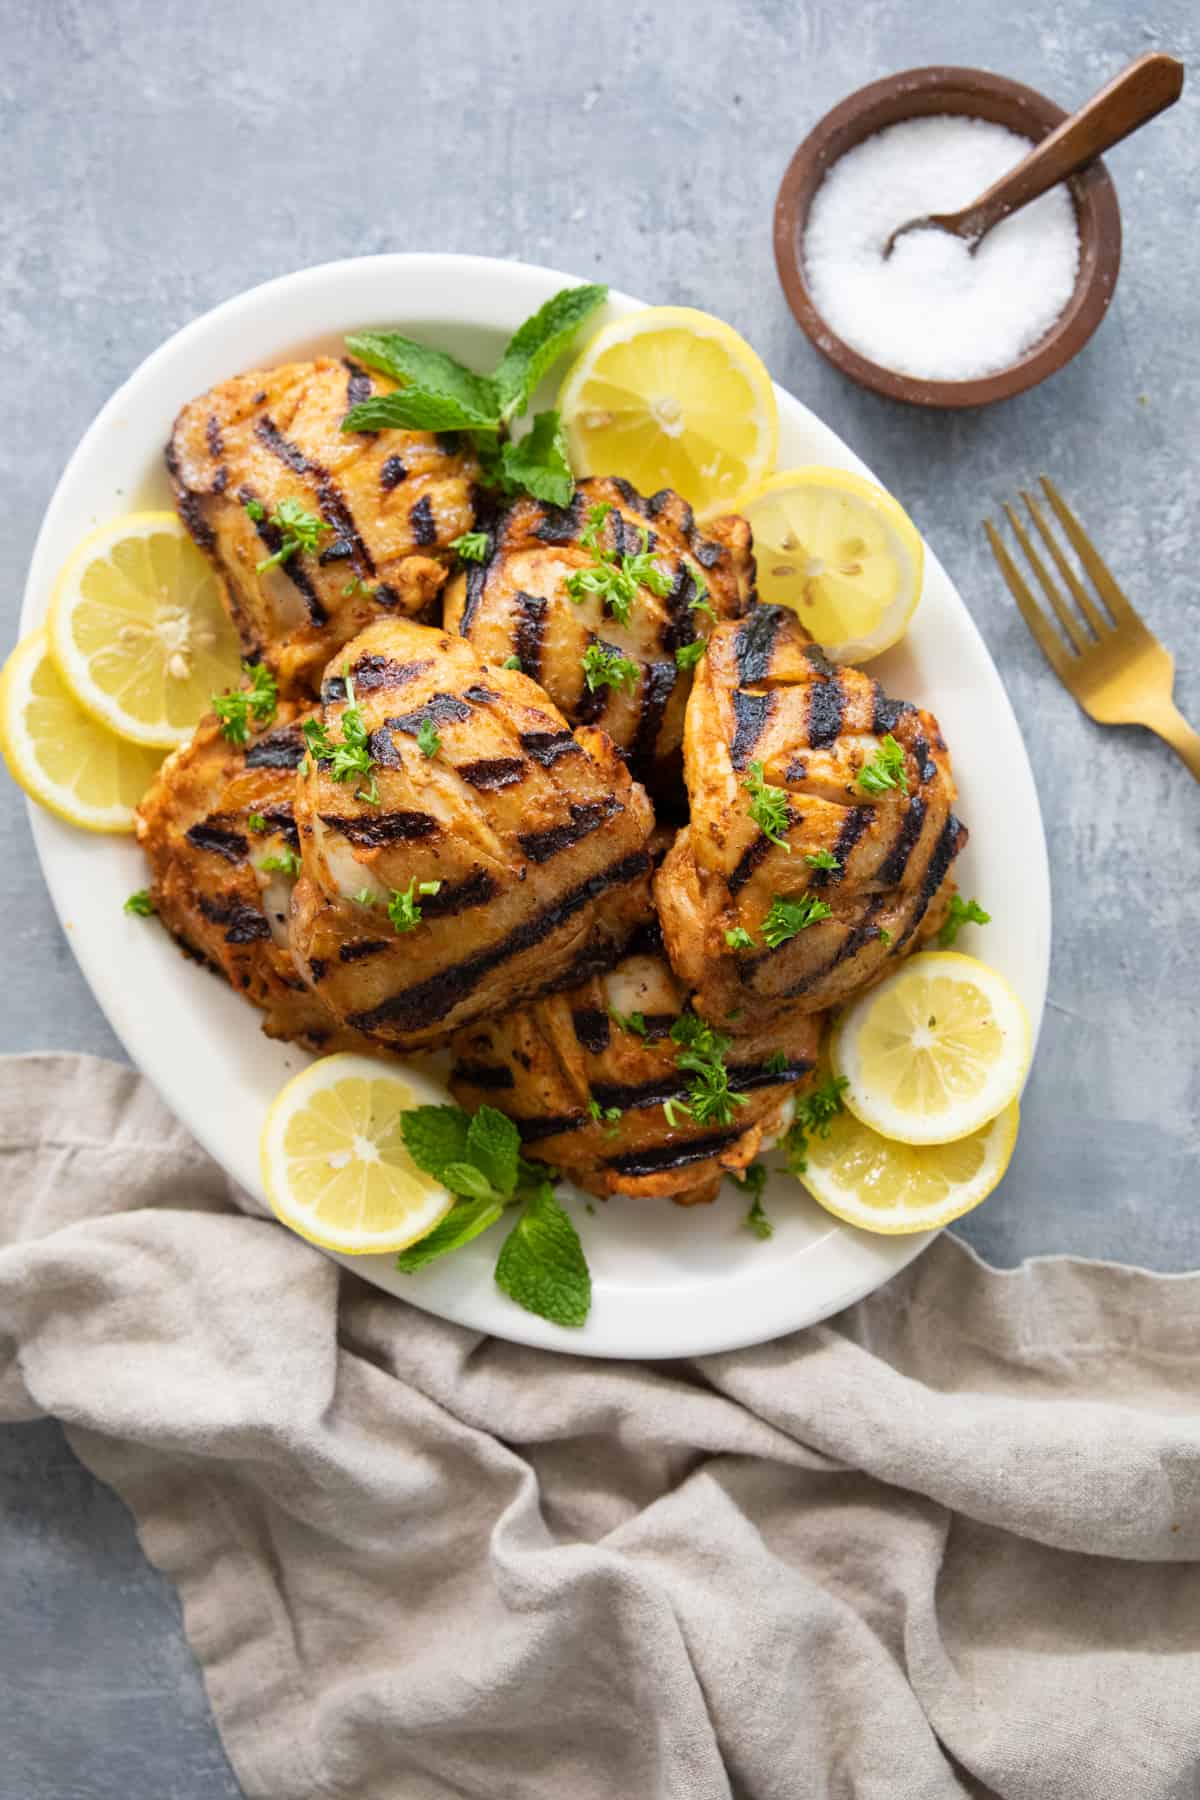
[885,51,1183,256]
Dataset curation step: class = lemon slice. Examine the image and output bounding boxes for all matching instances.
[48,511,243,748]
[261,1054,457,1255]
[558,305,779,516]
[797,1098,1019,1234]
[831,952,1030,1146]
[733,467,924,663]
[0,629,163,832]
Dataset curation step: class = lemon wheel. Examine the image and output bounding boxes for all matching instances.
[0,629,163,832]
[48,511,243,748]
[558,306,778,517]
[261,1054,457,1256]
[733,467,924,663]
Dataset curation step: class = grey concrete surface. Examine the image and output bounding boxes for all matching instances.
[1,0,1197,1793]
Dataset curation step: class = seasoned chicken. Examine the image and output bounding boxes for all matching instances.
[168,357,481,696]
[656,606,967,1022]
[136,705,355,1052]
[443,476,755,782]
[289,619,655,1051]
[451,917,821,1203]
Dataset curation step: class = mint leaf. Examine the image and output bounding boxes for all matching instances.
[498,410,574,507]
[343,389,500,434]
[466,1105,520,1198]
[399,1104,472,1181]
[395,1194,505,1272]
[493,283,608,421]
[344,331,500,423]
[441,1161,500,1202]
[495,1184,591,1327]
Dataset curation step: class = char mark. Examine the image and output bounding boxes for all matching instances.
[354,653,434,695]
[778,897,885,997]
[622,916,665,960]
[409,494,437,546]
[339,937,390,963]
[318,536,353,564]
[871,685,913,735]
[876,795,928,887]
[458,561,488,635]
[196,895,271,944]
[572,1007,611,1054]
[802,642,837,679]
[605,1129,741,1178]
[172,481,216,552]
[519,729,579,766]
[729,1054,816,1090]
[380,454,407,490]
[693,539,723,570]
[420,870,498,918]
[451,1061,515,1091]
[347,848,651,1035]
[730,689,774,770]
[910,733,937,784]
[244,724,306,769]
[806,668,845,749]
[254,416,312,475]
[533,490,585,544]
[592,1070,690,1114]
[248,500,326,624]
[894,815,967,951]
[660,564,697,653]
[307,957,328,983]
[387,694,475,738]
[373,584,400,607]
[807,806,871,888]
[735,607,787,683]
[608,476,651,518]
[464,684,499,705]
[457,756,526,791]
[257,809,300,850]
[205,414,224,460]
[344,358,373,410]
[518,797,620,864]
[211,467,228,495]
[255,416,374,579]
[507,1111,588,1143]
[647,488,694,538]
[513,591,548,682]
[185,821,247,862]
[728,831,774,895]
[319,811,439,846]
[632,661,676,769]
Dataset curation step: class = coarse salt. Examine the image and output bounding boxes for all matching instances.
[804,115,1081,383]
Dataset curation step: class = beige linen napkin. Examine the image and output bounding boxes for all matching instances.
[3,1051,1199,1800]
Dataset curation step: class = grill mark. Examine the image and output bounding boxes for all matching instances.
[730,689,774,770]
[185,821,247,863]
[571,1008,611,1054]
[339,938,389,963]
[254,416,311,475]
[344,358,373,409]
[513,591,547,682]
[465,684,499,705]
[693,539,723,570]
[911,734,937,784]
[660,564,695,653]
[308,958,329,983]
[452,1061,515,1091]
[803,642,838,678]
[197,895,271,944]
[895,815,967,951]
[808,806,872,889]
[409,494,437,546]
[592,1070,690,1113]
[347,848,651,1035]
[605,1130,741,1177]
[420,870,498,917]
[574,667,608,725]
[319,811,439,846]
[246,495,325,624]
[609,476,650,518]
[533,491,585,544]
[638,1011,678,1042]
[245,725,306,769]
[520,729,579,766]
[518,797,620,863]
[380,454,408,490]
[871,686,907,735]
[778,898,886,997]
[212,466,229,494]
[254,416,375,579]
[357,654,435,695]
[387,694,474,736]
[622,917,665,959]
[457,756,526,791]
[509,1111,588,1143]
[876,795,928,887]
[648,488,694,538]
[459,561,488,635]
[257,809,300,850]
[205,414,224,460]
[727,831,774,895]
[318,537,353,564]
[373,585,400,607]
[806,668,845,749]
[632,662,676,768]
[729,1054,816,1089]
[173,482,216,551]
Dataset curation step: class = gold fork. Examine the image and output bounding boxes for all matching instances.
[984,476,1200,782]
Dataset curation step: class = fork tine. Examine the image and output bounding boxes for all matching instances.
[1039,476,1139,630]
[983,518,1072,679]
[1002,503,1087,654]
[1021,490,1109,640]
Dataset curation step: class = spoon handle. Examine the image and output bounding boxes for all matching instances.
[959,51,1184,241]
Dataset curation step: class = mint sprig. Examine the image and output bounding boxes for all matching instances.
[493,283,608,420]
[495,1183,591,1327]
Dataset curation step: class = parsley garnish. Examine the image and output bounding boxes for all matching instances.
[857,734,909,796]
[879,927,893,947]
[764,1050,790,1076]
[725,925,756,950]
[342,576,376,598]
[783,1076,849,1175]
[743,760,792,851]
[387,877,442,934]
[662,1096,691,1128]
[760,893,833,948]
[581,642,639,694]
[730,1163,772,1239]
[565,519,671,625]
[416,717,441,758]
[212,661,278,745]
[688,567,718,627]
[354,887,375,907]
[587,1099,622,1137]
[255,498,328,575]
[247,812,268,834]
[579,502,612,550]
[669,1012,749,1129]
[501,654,522,670]
[244,498,264,522]
[451,531,489,563]
[124,889,155,916]
[938,896,991,948]
[257,848,301,877]
[675,639,706,673]
[805,849,840,871]
[608,1007,648,1037]
[301,671,376,794]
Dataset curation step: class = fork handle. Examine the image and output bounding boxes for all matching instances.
[1144,698,1200,782]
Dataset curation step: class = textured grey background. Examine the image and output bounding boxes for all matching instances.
[1,0,1197,1794]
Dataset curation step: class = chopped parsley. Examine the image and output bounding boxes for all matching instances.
[764,1050,790,1077]
[451,530,490,562]
[879,927,893,947]
[783,1076,849,1175]
[565,518,671,625]
[501,654,522,670]
[257,848,301,877]
[354,887,375,907]
[387,877,443,934]
[254,498,329,575]
[212,661,278,745]
[581,642,639,694]
[416,716,441,758]
[579,501,612,550]
[760,893,833,948]
[668,1012,749,1129]
[805,849,840,871]
[688,567,718,627]
[609,1007,648,1037]
[857,733,909,796]
[743,760,792,851]
[725,925,756,950]
[938,895,991,948]
[123,889,155,916]
[342,576,376,598]
[730,1162,771,1238]
[247,812,268,834]
[662,1096,691,1128]
[587,1099,622,1137]
[675,639,707,673]
[243,498,265,522]
[301,670,376,795]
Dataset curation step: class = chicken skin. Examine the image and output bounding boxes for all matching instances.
[288,619,655,1052]
[450,917,821,1203]
[656,606,967,1023]
[442,476,755,782]
[167,357,481,696]
[136,705,354,1051]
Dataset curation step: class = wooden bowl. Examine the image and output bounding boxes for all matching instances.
[773,66,1123,408]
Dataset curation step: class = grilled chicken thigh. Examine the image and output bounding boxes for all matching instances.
[289,619,655,1051]
[136,706,353,1051]
[451,918,821,1203]
[656,606,966,1022]
[168,357,481,695]
[443,476,755,781]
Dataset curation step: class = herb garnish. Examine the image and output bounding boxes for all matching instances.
[675,639,706,673]
[257,849,301,877]
[416,717,441,758]
[123,890,155,916]
[342,576,376,598]
[857,734,909,796]
[764,1051,790,1077]
[387,877,443,934]
[451,531,489,563]
[244,499,264,522]
[247,812,268,834]
[301,671,376,796]
[760,893,834,947]
[255,499,329,575]
[581,642,640,694]
[938,895,991,948]
[743,760,792,851]
[501,655,522,670]
[783,1076,849,1175]
[805,849,840,871]
[668,1012,749,1129]
[587,1099,622,1136]
[730,1162,772,1239]
[725,925,755,950]
[565,514,671,625]
[212,661,278,745]
[609,1007,647,1037]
